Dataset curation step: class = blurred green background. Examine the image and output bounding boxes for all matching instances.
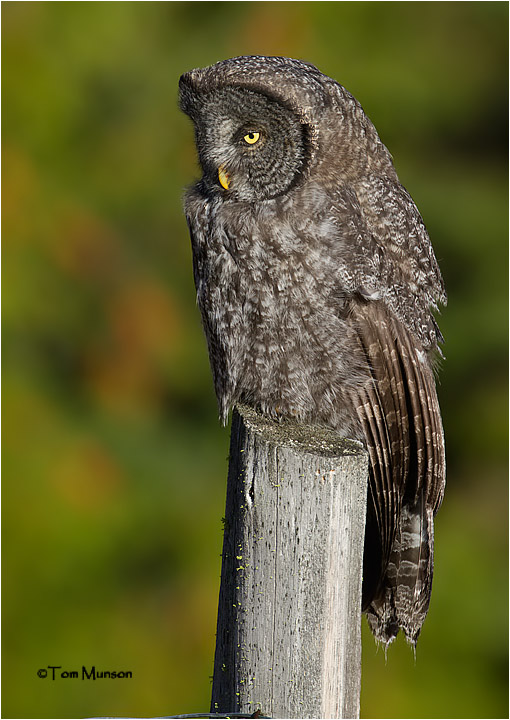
[2,2,508,718]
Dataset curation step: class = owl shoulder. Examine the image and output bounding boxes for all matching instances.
[354,174,446,305]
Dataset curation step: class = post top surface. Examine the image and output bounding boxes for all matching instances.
[235,404,367,459]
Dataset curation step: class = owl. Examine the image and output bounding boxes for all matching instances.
[179,56,446,647]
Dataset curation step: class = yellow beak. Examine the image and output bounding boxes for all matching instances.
[218,164,231,190]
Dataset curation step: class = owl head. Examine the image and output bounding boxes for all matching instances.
[179,55,392,203]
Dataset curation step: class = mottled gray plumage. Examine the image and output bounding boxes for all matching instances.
[179,56,446,646]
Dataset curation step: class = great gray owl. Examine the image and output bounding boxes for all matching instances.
[179,55,446,647]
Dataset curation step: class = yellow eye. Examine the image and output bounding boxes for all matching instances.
[243,131,260,145]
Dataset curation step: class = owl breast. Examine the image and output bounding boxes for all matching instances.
[185,183,368,440]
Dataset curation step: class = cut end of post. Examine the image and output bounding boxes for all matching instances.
[235,404,366,459]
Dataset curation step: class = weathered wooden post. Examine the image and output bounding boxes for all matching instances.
[210,404,369,719]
